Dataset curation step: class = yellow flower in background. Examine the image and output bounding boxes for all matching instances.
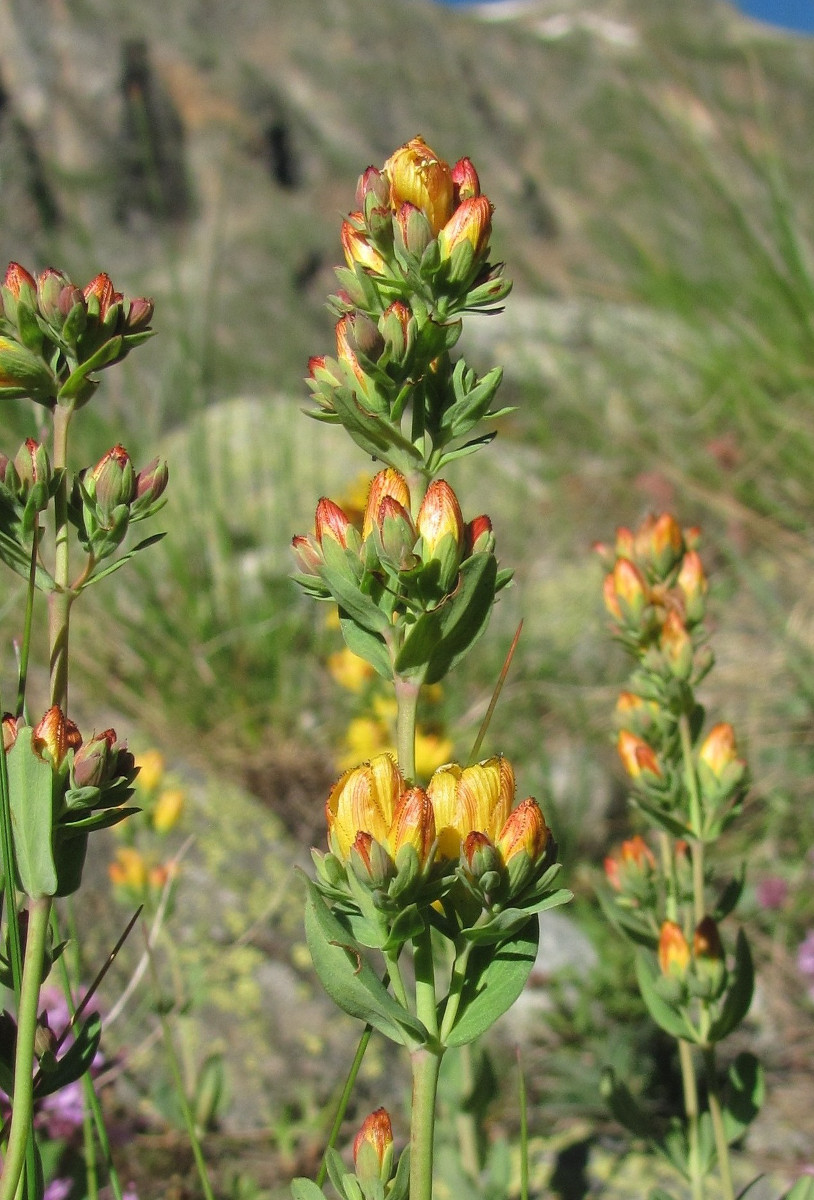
[339,717,395,769]
[338,470,374,526]
[327,646,375,693]
[414,730,453,780]
[135,749,165,793]
[152,787,185,833]
[109,846,149,891]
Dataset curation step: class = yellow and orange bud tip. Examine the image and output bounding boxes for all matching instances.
[83,272,121,318]
[496,797,548,864]
[612,557,649,614]
[660,611,693,676]
[341,214,387,273]
[614,526,635,559]
[389,786,436,862]
[658,920,691,977]
[32,706,82,769]
[416,479,464,553]
[451,156,481,201]
[644,512,684,566]
[353,1107,394,1171]
[326,753,404,859]
[617,730,661,779]
[3,261,37,298]
[621,835,656,871]
[438,195,493,261]
[698,723,739,777]
[383,136,454,235]
[604,854,622,891]
[314,497,351,547]
[693,916,724,961]
[677,549,707,599]
[362,468,411,539]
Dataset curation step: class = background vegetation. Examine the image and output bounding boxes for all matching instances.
[1,0,813,1194]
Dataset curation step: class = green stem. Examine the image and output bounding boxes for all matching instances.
[455,1042,481,1182]
[316,1023,375,1189]
[678,1038,705,1200]
[48,403,74,708]
[409,923,443,1200]
[0,896,51,1200]
[704,1047,735,1200]
[658,831,678,924]
[438,941,472,1044]
[409,1047,443,1200]
[679,713,706,925]
[14,525,39,719]
[394,675,420,783]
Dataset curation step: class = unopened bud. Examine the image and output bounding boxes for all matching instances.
[394,202,434,258]
[0,336,57,402]
[677,549,707,624]
[451,157,481,202]
[389,786,436,866]
[605,558,649,625]
[133,457,169,512]
[314,498,352,548]
[341,213,387,274]
[32,706,82,771]
[658,920,690,977]
[437,196,493,267]
[378,301,412,360]
[87,445,136,517]
[126,296,154,332]
[72,728,118,788]
[660,611,693,680]
[362,468,411,539]
[2,713,19,752]
[635,513,684,577]
[416,480,464,586]
[464,514,494,556]
[353,1107,394,1186]
[36,268,72,326]
[83,273,123,327]
[383,136,454,235]
[617,730,662,780]
[355,167,390,210]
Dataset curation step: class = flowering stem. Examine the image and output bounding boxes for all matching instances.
[678,1038,705,1200]
[704,1047,735,1200]
[409,1047,443,1200]
[14,524,39,719]
[679,712,705,925]
[0,895,51,1200]
[394,674,420,783]
[49,403,75,708]
[409,922,443,1200]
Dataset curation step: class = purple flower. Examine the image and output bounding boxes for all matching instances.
[797,931,814,1001]
[756,876,788,910]
[44,1179,72,1200]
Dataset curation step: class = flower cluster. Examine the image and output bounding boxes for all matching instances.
[0,263,153,409]
[597,514,748,842]
[293,467,509,684]
[3,706,138,897]
[305,137,512,479]
[599,514,757,1177]
[313,752,557,949]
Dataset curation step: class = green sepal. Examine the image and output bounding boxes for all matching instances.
[339,613,392,680]
[320,538,390,636]
[7,727,58,898]
[722,1052,764,1142]
[460,887,572,946]
[303,878,429,1047]
[57,336,124,403]
[443,915,539,1047]
[381,902,425,954]
[325,1148,360,1200]
[387,1148,411,1200]
[635,949,694,1040]
[708,929,753,1042]
[36,1012,102,1097]
[596,885,658,949]
[395,552,497,684]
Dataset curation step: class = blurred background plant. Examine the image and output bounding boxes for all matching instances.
[2,0,814,1193]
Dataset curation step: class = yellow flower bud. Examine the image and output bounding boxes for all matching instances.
[326,753,403,859]
[362,468,411,540]
[658,920,690,977]
[495,797,549,865]
[428,756,514,858]
[617,730,662,780]
[388,786,436,864]
[383,136,454,236]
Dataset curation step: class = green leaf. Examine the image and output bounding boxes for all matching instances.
[600,1068,657,1140]
[303,880,429,1047]
[36,1012,102,1097]
[722,1052,764,1142]
[461,890,572,945]
[387,1148,411,1200]
[339,614,392,679]
[82,533,167,587]
[635,949,692,1040]
[708,929,754,1042]
[713,868,746,920]
[57,336,123,400]
[290,1180,328,1200]
[7,727,57,897]
[395,553,497,684]
[444,915,539,1047]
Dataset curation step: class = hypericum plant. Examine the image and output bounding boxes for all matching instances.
[0,263,166,1199]
[596,514,795,1200]
[289,137,571,1200]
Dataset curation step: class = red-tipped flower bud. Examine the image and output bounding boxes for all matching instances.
[658,920,691,977]
[389,786,436,865]
[451,157,481,202]
[465,514,494,556]
[341,213,387,274]
[617,730,662,780]
[437,196,493,265]
[416,480,464,587]
[32,706,82,771]
[659,610,693,680]
[353,1108,394,1186]
[87,445,136,517]
[315,497,352,548]
[362,468,411,540]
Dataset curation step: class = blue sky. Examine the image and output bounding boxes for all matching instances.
[433,0,814,34]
